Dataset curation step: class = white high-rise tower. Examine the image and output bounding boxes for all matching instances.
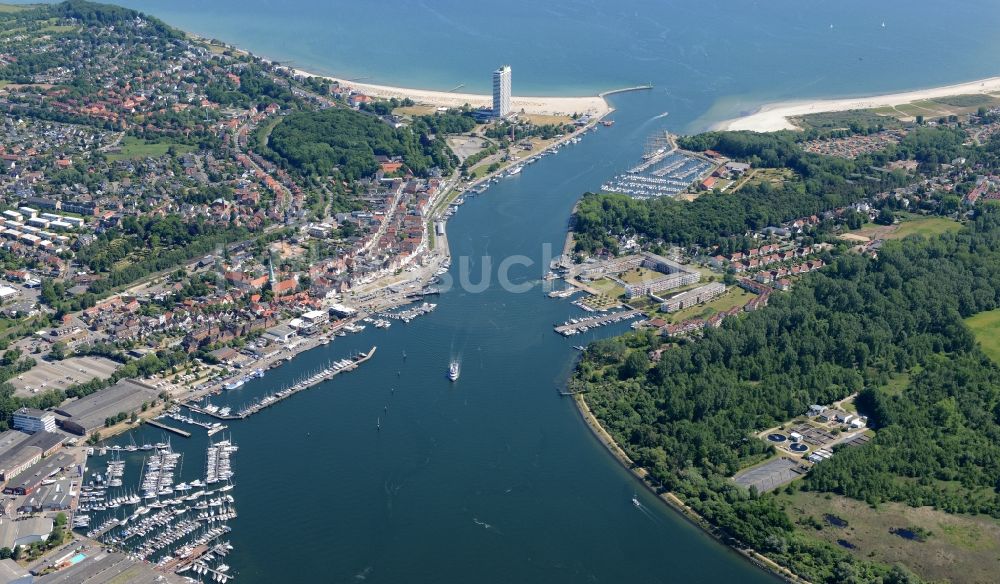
[492,65,511,119]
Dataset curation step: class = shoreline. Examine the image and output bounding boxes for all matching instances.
[713,75,1000,132]
[289,67,614,118]
[571,393,809,584]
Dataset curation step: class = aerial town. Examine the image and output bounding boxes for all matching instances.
[0,2,998,584]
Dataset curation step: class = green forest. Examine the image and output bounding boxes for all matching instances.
[572,127,969,253]
[265,107,457,180]
[573,205,1000,583]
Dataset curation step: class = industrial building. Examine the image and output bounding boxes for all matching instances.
[2,452,75,495]
[0,516,53,549]
[0,558,30,584]
[0,430,64,482]
[55,378,159,436]
[17,478,74,513]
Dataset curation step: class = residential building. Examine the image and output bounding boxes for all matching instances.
[662,282,726,312]
[492,65,512,119]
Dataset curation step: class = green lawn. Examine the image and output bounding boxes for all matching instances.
[0,4,28,12]
[588,278,625,298]
[107,137,195,161]
[892,216,962,239]
[966,308,1000,363]
[618,267,659,285]
[665,287,754,323]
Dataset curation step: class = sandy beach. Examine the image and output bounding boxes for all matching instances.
[291,68,612,118]
[714,76,1000,132]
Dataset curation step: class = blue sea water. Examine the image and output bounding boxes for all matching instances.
[84,0,1000,130]
[24,1,1000,582]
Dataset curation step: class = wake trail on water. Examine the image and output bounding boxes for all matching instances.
[632,499,662,524]
[473,517,503,535]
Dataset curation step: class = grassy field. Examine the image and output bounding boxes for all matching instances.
[965,308,1000,363]
[588,278,625,298]
[0,3,28,12]
[521,113,574,126]
[777,490,1000,584]
[892,216,963,238]
[394,104,439,117]
[732,167,795,192]
[107,137,195,161]
[618,267,660,285]
[665,287,754,323]
[880,371,912,397]
[844,215,961,242]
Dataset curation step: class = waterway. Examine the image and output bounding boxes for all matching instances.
[54,0,1000,581]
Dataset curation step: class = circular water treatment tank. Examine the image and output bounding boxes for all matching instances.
[790,443,808,452]
[767,433,787,442]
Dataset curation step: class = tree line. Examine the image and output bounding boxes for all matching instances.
[573,204,1000,583]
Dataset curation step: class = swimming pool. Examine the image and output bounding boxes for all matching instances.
[69,553,86,565]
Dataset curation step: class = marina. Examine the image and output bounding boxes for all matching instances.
[185,346,377,420]
[554,310,642,336]
[601,134,716,199]
[78,438,242,581]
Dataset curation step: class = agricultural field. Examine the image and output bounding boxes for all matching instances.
[777,489,1000,584]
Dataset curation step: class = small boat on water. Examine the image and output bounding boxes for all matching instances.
[448,361,460,382]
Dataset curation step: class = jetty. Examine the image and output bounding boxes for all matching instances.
[598,85,654,98]
[184,346,377,421]
[554,310,641,336]
[145,419,192,438]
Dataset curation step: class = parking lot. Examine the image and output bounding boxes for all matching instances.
[11,355,120,397]
[733,457,809,493]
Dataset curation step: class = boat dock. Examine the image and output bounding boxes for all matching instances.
[547,288,580,299]
[145,419,192,438]
[554,310,641,336]
[184,346,377,421]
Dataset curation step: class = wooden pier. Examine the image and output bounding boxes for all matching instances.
[145,419,192,438]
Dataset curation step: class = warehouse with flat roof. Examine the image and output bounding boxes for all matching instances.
[0,430,63,482]
[3,452,76,495]
[55,379,159,436]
